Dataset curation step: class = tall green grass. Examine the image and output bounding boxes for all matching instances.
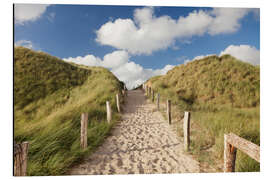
[146,55,260,172]
[14,47,124,175]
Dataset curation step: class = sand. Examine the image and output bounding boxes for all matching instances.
[68,89,200,175]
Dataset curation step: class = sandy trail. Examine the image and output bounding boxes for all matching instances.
[69,89,199,175]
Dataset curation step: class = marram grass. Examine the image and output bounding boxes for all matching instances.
[14,47,124,175]
[146,55,260,172]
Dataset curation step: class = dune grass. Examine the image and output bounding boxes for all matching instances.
[14,47,124,175]
[146,55,260,172]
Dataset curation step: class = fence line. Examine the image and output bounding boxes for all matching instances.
[141,83,260,173]
[143,85,190,150]
[15,86,126,176]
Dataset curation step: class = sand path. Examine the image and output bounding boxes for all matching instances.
[69,89,199,175]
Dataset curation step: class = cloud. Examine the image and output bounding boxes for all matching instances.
[15,4,50,24]
[96,7,212,55]
[183,44,259,65]
[63,50,129,68]
[220,45,260,65]
[96,7,255,55]
[111,62,174,89]
[15,40,34,49]
[102,51,129,69]
[63,54,103,67]
[63,51,174,89]
[208,8,250,35]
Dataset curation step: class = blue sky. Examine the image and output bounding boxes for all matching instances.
[14,4,260,88]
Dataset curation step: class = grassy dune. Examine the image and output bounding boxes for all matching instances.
[14,47,124,175]
[146,55,260,172]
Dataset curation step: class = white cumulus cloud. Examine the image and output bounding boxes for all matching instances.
[220,45,260,65]
[208,8,251,35]
[96,7,255,55]
[102,51,129,69]
[63,54,103,67]
[15,4,50,24]
[63,51,174,89]
[183,44,259,65]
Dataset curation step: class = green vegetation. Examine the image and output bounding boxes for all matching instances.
[14,47,124,175]
[146,55,260,172]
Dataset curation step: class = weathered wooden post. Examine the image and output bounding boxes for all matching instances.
[157,93,160,110]
[21,142,29,176]
[224,134,237,172]
[146,85,148,96]
[14,141,29,176]
[81,113,88,149]
[106,101,112,123]
[223,133,260,172]
[183,112,191,151]
[152,89,155,102]
[14,143,22,176]
[149,87,151,97]
[124,86,128,96]
[167,100,171,124]
[116,93,121,113]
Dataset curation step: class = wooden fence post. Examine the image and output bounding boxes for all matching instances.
[125,86,128,96]
[14,141,29,176]
[167,100,171,124]
[106,101,112,123]
[21,142,29,176]
[152,89,154,102]
[224,134,237,172]
[157,93,160,110]
[183,112,191,151]
[146,85,148,96]
[81,113,88,149]
[14,143,22,176]
[116,93,121,113]
[123,89,127,97]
